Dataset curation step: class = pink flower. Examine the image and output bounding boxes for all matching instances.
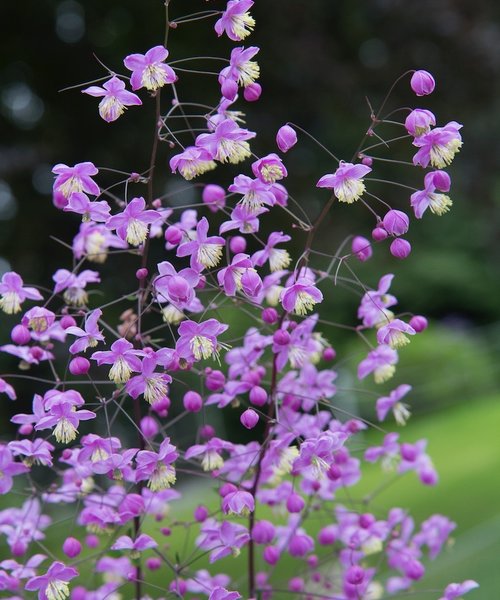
[358,345,399,384]
[135,438,178,491]
[196,119,256,164]
[66,309,104,354]
[404,109,436,137]
[91,338,143,383]
[25,561,78,600]
[228,174,276,214]
[177,217,226,271]
[52,269,100,306]
[63,192,110,223]
[169,146,217,180]
[410,70,435,96]
[35,401,95,444]
[124,45,177,91]
[52,161,100,205]
[219,46,260,89]
[281,278,323,316]
[377,319,416,348]
[252,231,291,272]
[209,587,242,600]
[0,445,29,494]
[106,197,159,246]
[82,76,142,122]
[276,125,297,152]
[112,533,158,554]
[217,253,262,297]
[317,162,372,203]
[126,355,172,405]
[176,318,229,363]
[215,0,255,41]
[376,384,412,424]
[439,580,479,600]
[0,271,43,315]
[222,490,255,516]
[410,170,453,218]
[412,122,463,168]
[251,154,287,184]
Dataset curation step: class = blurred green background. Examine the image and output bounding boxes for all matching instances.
[1,0,499,598]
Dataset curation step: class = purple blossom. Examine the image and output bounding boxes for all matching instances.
[111,533,157,555]
[106,196,158,246]
[358,273,397,328]
[252,231,291,272]
[72,221,128,264]
[126,355,172,405]
[405,108,436,137]
[215,0,255,41]
[52,268,100,306]
[252,153,287,184]
[217,253,262,297]
[196,518,250,563]
[169,146,217,180]
[222,490,255,516]
[35,401,95,444]
[91,338,143,383]
[124,45,177,91]
[0,378,16,401]
[219,204,267,235]
[154,261,200,308]
[358,344,399,384]
[8,439,55,467]
[185,438,234,472]
[52,161,99,204]
[219,46,260,90]
[177,216,225,271]
[0,445,29,494]
[135,438,178,491]
[63,192,110,223]
[176,318,229,363]
[377,319,416,348]
[209,587,242,600]
[438,580,479,600]
[281,277,323,316]
[0,271,42,315]
[376,384,412,424]
[411,170,453,218]
[25,561,78,599]
[317,162,372,203]
[82,76,142,122]
[413,121,463,168]
[276,124,297,152]
[228,174,276,214]
[66,308,104,354]
[196,119,256,164]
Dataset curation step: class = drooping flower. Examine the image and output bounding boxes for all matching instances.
[410,70,435,96]
[185,438,234,472]
[252,231,291,272]
[317,162,372,203]
[222,490,255,516]
[251,153,287,184]
[0,445,29,494]
[112,534,158,559]
[63,192,110,223]
[358,345,399,384]
[52,161,100,203]
[228,174,276,214]
[177,217,226,271]
[8,438,55,467]
[209,587,242,600]
[215,0,255,41]
[169,146,217,180]
[91,338,143,383]
[82,76,142,123]
[25,561,78,600]
[412,122,463,168]
[404,109,436,137]
[438,580,478,600]
[35,401,96,444]
[0,271,43,315]
[217,253,262,297]
[219,46,260,89]
[66,309,104,354]
[280,278,323,316]
[106,197,158,246]
[126,355,172,405]
[376,384,412,425]
[52,269,100,306]
[124,45,177,91]
[135,438,178,491]
[357,273,397,328]
[154,261,200,309]
[176,318,229,363]
[276,124,297,152]
[196,119,256,164]
[411,170,453,218]
[377,319,416,348]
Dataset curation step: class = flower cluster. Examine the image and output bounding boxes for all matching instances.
[0,4,477,600]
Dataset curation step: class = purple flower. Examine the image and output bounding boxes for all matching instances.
[196,119,256,164]
[106,196,158,246]
[196,518,250,562]
[0,271,42,315]
[185,438,234,472]
[72,221,128,264]
[411,170,453,218]
[317,162,372,203]
[217,253,262,297]
[358,273,397,328]
[25,561,78,599]
[82,76,142,123]
[52,268,100,306]
[52,161,99,203]
[399,439,438,485]
[135,438,178,491]
[209,587,242,600]
[0,377,16,401]
[358,345,399,384]
[292,431,347,478]
[215,0,255,41]
[252,231,291,272]
[154,261,200,309]
[351,236,372,262]
[176,318,229,363]
[228,174,276,214]
[126,355,172,405]
[222,490,255,516]
[219,46,260,90]
[177,217,226,271]
[8,439,55,467]
[219,204,267,235]
[91,338,143,383]
[0,445,29,494]
[410,70,435,96]
[413,122,463,168]
[252,153,287,184]
[276,124,297,152]
[112,534,157,557]
[35,401,95,444]
[124,45,177,91]
[66,308,104,354]
[169,146,217,180]
[377,319,416,348]
[281,277,323,316]
[376,384,412,424]
[405,109,436,137]
[438,580,479,600]
[63,192,110,223]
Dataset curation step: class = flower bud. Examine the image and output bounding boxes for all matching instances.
[410,70,435,96]
[63,537,82,558]
[146,557,162,570]
[240,408,259,429]
[86,534,99,548]
[318,526,336,545]
[372,225,388,241]
[390,238,412,259]
[323,347,336,361]
[351,236,372,262]
[361,155,373,167]
[252,520,275,544]
[136,268,148,280]
[69,357,90,375]
[221,77,238,101]
[169,579,187,596]
[383,210,409,236]
[194,505,209,522]
[288,577,304,592]
[273,329,290,346]
[409,315,428,332]
[165,225,182,245]
[183,390,203,412]
[425,170,451,192]
[276,125,297,153]
[60,315,77,329]
[346,565,365,585]
[205,368,225,391]
[286,493,305,513]
[244,82,262,102]
[271,182,288,206]
[11,324,31,345]
[200,424,215,439]
[202,184,226,213]
[229,235,246,253]
[140,416,159,438]
[405,108,436,136]
[219,482,237,497]
[263,545,280,565]
[262,307,278,324]
[249,386,268,407]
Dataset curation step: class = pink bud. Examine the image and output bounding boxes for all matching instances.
[288,577,304,592]
[152,198,162,208]
[361,155,373,167]
[161,527,172,536]
[11,540,26,556]
[200,424,215,439]
[252,520,275,544]
[165,225,182,245]
[390,238,412,259]
[346,565,365,585]
[383,209,409,236]
[69,356,90,375]
[406,560,425,580]
[194,505,209,522]
[249,386,268,407]
[425,169,451,192]
[318,526,336,545]
[372,225,388,241]
[307,554,319,568]
[276,125,297,153]
[244,82,262,102]
[219,482,237,497]
[323,347,336,361]
[404,108,436,136]
[53,190,68,209]
[140,416,159,438]
[60,315,77,329]
[272,182,288,206]
[263,545,280,565]
[183,390,203,412]
[146,557,162,571]
[273,329,290,345]
[205,368,225,391]
[351,236,372,262]
[169,579,187,596]
[86,534,99,548]
[63,537,82,558]
[19,424,33,435]
[229,235,246,253]
[262,307,278,324]
[409,315,428,332]
[286,493,305,513]
[136,268,148,280]
[410,70,435,96]
[11,324,31,345]
[202,184,226,212]
[240,408,259,429]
